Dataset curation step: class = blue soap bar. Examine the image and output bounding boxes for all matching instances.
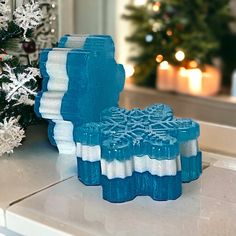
[34,35,125,124]
[74,103,202,203]
[34,34,124,155]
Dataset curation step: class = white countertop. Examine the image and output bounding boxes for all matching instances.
[5,151,236,236]
[0,121,236,235]
[121,85,236,127]
[0,125,77,227]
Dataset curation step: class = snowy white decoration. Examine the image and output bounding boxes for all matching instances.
[14,95,35,106]
[0,0,11,29]
[0,117,25,156]
[14,0,43,38]
[0,64,39,104]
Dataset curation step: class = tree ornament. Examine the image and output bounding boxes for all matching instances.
[145,34,153,42]
[22,39,36,53]
[0,54,13,61]
[0,117,25,156]
[0,49,12,61]
[0,64,38,103]
[0,0,11,30]
[14,0,43,39]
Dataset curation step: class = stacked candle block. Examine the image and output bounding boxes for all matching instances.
[34,35,125,154]
[35,34,202,203]
[74,104,202,203]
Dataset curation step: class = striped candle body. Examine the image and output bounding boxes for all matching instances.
[34,35,125,154]
[74,104,202,203]
[34,35,201,203]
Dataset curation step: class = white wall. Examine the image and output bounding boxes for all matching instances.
[58,0,75,37]
[114,0,133,64]
[73,0,132,64]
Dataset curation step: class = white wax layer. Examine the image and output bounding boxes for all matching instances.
[101,155,181,179]
[76,143,181,179]
[180,139,198,157]
[39,92,65,120]
[76,143,101,162]
[53,120,76,155]
[39,49,69,119]
[64,35,87,48]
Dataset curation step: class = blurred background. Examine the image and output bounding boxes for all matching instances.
[10,0,236,127]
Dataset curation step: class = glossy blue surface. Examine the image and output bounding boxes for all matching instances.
[101,171,182,203]
[35,45,124,123]
[75,104,202,202]
[34,34,124,156]
[75,104,200,161]
[77,158,101,186]
[47,121,56,146]
[181,152,202,182]
[33,34,201,203]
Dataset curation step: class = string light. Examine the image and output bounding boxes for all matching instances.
[152,22,162,32]
[159,61,169,69]
[166,30,173,36]
[124,65,135,78]
[134,0,147,6]
[152,2,161,12]
[156,54,163,63]
[145,34,153,42]
[189,60,198,68]
[175,50,185,61]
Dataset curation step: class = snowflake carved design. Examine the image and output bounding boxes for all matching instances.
[0,0,11,29]
[14,0,43,38]
[97,104,199,155]
[0,64,39,104]
[78,104,199,159]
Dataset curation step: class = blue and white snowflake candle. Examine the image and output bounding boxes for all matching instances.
[34,35,125,154]
[74,104,202,203]
[58,34,115,58]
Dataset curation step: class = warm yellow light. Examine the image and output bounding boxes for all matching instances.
[134,0,147,6]
[179,67,187,77]
[189,60,198,68]
[166,30,173,36]
[175,50,185,61]
[156,54,163,63]
[152,2,161,12]
[188,68,202,94]
[124,65,135,78]
[159,61,169,70]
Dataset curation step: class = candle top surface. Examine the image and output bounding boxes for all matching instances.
[74,104,200,161]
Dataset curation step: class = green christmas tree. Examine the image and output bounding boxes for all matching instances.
[123,0,236,87]
[0,0,42,155]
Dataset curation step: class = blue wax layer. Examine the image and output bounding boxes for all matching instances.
[47,121,56,146]
[35,48,125,123]
[101,171,182,203]
[181,151,202,183]
[77,157,101,186]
